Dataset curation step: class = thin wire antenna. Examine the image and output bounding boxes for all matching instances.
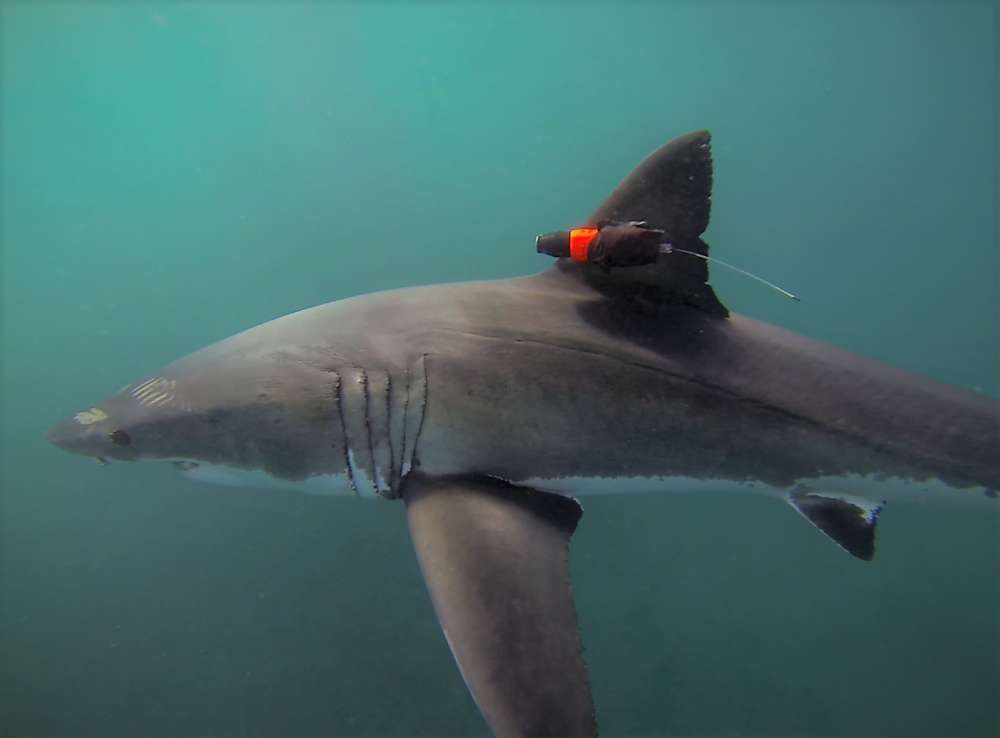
[660,244,801,302]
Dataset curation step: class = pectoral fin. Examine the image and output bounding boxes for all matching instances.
[787,487,885,561]
[403,474,597,738]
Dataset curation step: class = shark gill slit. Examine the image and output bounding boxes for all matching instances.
[384,374,397,491]
[400,366,411,477]
[359,368,381,497]
[332,370,359,496]
[412,354,429,472]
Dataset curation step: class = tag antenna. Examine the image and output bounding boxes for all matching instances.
[660,245,800,302]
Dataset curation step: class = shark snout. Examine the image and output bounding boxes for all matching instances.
[47,416,101,458]
[46,405,138,462]
[46,415,82,451]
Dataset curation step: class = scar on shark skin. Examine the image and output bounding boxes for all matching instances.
[74,407,108,425]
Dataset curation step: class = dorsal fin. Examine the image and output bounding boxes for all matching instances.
[553,130,728,316]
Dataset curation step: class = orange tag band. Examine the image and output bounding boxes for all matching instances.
[569,227,599,262]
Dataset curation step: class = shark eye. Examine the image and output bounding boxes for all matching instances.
[110,429,132,446]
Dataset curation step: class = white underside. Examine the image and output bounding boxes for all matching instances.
[167,460,993,507]
[175,461,356,496]
[517,473,994,507]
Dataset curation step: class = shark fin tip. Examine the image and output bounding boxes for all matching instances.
[787,488,883,561]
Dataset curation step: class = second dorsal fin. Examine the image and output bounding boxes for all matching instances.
[553,130,728,316]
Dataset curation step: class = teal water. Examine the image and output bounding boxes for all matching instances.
[2,3,996,737]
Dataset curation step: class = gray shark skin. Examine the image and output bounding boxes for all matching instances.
[47,131,999,738]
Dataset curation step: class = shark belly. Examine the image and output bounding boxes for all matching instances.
[517,472,995,509]
[177,461,356,495]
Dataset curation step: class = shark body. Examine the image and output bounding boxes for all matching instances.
[48,131,999,738]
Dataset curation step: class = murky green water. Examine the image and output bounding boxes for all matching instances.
[2,3,996,737]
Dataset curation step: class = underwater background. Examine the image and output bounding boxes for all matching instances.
[1,3,996,737]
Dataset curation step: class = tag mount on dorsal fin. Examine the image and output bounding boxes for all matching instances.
[549,130,729,316]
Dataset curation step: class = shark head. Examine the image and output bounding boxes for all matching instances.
[46,381,165,464]
[45,323,363,492]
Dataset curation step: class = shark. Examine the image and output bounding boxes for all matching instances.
[47,130,999,738]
